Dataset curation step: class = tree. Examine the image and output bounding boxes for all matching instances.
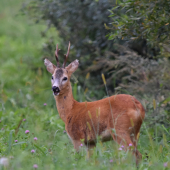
[108,0,170,58]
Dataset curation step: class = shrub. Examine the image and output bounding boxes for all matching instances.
[22,0,117,98]
[108,0,170,58]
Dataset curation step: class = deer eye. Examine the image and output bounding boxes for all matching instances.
[63,77,67,81]
[52,76,54,80]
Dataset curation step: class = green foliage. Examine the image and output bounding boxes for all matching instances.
[23,0,115,57]
[108,0,170,57]
[23,0,170,102]
[22,0,118,99]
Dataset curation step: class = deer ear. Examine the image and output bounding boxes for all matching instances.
[44,59,57,74]
[65,59,79,75]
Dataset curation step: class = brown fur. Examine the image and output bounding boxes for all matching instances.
[44,56,145,164]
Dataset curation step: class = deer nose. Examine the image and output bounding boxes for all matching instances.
[52,86,60,93]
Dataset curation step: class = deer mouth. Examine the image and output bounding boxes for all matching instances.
[53,89,60,96]
[52,86,60,96]
[53,91,59,96]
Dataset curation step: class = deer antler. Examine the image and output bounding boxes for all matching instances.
[55,44,60,67]
[63,42,70,68]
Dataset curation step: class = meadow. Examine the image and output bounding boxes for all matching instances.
[0,0,170,169]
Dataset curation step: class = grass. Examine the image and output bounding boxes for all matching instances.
[0,0,170,169]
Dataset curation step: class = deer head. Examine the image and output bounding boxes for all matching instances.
[44,42,79,96]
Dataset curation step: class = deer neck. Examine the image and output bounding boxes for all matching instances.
[54,83,75,123]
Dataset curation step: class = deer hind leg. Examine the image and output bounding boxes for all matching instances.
[110,130,132,146]
[130,132,142,164]
[129,133,142,165]
[110,131,141,165]
[130,121,143,164]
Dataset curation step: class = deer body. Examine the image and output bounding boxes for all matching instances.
[55,81,145,150]
[44,42,145,163]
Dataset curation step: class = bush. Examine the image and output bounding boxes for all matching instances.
[23,1,170,113]
[23,0,119,98]
[108,0,170,58]
[23,0,115,57]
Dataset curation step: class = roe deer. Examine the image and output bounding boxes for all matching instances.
[44,42,145,164]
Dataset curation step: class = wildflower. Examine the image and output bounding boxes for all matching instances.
[118,147,122,151]
[0,157,9,167]
[15,140,18,143]
[63,130,66,133]
[129,143,133,147]
[31,150,35,153]
[44,103,47,106]
[110,160,113,163]
[23,119,26,121]
[34,137,38,141]
[33,164,38,169]
[1,128,4,130]
[164,162,168,167]
[121,145,124,148]
[25,130,30,134]
[0,120,1,123]
[80,143,83,147]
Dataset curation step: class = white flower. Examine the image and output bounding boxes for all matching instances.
[0,157,9,167]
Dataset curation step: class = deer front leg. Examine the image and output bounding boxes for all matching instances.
[72,140,82,152]
[73,140,96,159]
[85,143,96,159]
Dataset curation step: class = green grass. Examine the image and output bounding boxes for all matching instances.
[0,0,170,169]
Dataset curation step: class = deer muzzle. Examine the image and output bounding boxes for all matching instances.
[52,86,60,96]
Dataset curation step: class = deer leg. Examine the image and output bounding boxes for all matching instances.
[110,131,141,165]
[110,131,132,146]
[72,140,82,152]
[133,150,142,165]
[85,143,96,159]
[131,132,142,165]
